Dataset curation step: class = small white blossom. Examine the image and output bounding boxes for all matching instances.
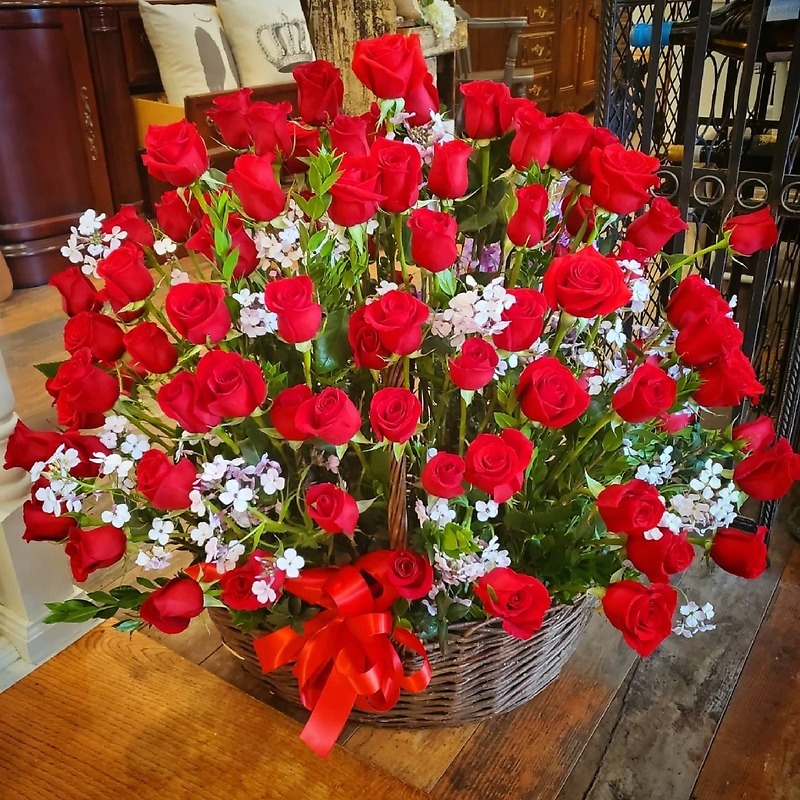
[325,455,340,474]
[276,548,305,579]
[252,579,278,605]
[78,209,105,236]
[190,521,215,546]
[148,518,175,546]
[219,479,254,512]
[376,281,399,296]
[169,266,189,283]
[119,433,150,460]
[630,278,651,314]
[205,537,245,573]
[428,498,456,527]
[579,351,599,369]
[155,237,177,257]
[603,318,626,348]
[587,375,605,396]
[415,499,429,525]
[189,489,206,516]
[674,600,716,637]
[259,468,285,495]
[475,500,499,522]
[35,486,61,516]
[643,527,664,541]
[136,546,172,571]
[101,503,131,528]
[690,461,724,500]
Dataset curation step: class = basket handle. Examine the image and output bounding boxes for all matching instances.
[385,360,409,550]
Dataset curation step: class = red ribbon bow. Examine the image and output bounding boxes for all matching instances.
[253,552,432,757]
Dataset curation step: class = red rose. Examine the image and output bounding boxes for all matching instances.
[507,184,549,248]
[195,350,266,418]
[596,479,664,534]
[510,105,553,171]
[294,60,343,126]
[562,193,596,242]
[22,500,77,542]
[666,274,731,329]
[386,550,434,600]
[723,207,779,255]
[602,581,677,657]
[733,416,775,454]
[403,70,439,126]
[246,100,292,157]
[295,387,362,445]
[123,322,178,374]
[407,208,458,272]
[165,282,231,345]
[63,312,125,363]
[492,288,547,352]
[612,363,677,423]
[49,267,102,317]
[543,249,632,318]
[465,429,533,503]
[626,529,695,584]
[65,525,128,582]
[675,310,743,368]
[548,112,593,172]
[283,122,322,174]
[155,190,198,242]
[140,577,205,634]
[694,349,764,407]
[710,526,768,579]
[270,384,314,441]
[136,449,197,511]
[360,102,386,145]
[624,197,688,257]
[102,205,154,249]
[427,139,472,200]
[207,87,253,149]
[157,371,222,433]
[369,387,422,443]
[517,356,590,427]
[422,452,466,499]
[306,483,359,534]
[352,32,428,99]
[328,114,370,158]
[228,153,286,222]
[4,422,63,472]
[734,437,800,501]
[363,290,429,355]
[475,567,551,640]
[460,80,511,140]
[571,126,619,185]
[328,155,384,228]
[60,431,109,478]
[96,242,154,314]
[590,143,660,216]
[142,120,208,186]
[499,95,533,132]
[186,214,258,279]
[264,275,323,344]
[449,338,499,391]
[372,138,422,213]
[658,409,694,433]
[219,551,284,610]
[348,304,391,370]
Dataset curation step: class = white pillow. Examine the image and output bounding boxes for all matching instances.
[139,2,240,105]
[216,0,312,88]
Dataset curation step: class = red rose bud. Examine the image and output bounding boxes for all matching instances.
[543,249,632,318]
[562,192,596,242]
[294,59,343,126]
[328,155,385,228]
[408,208,458,272]
[596,479,665,534]
[157,371,222,433]
[589,143,660,216]
[219,551,284,610]
[228,153,286,222]
[136,449,197,511]
[710,526,768,579]
[348,304,391,370]
[123,322,178,374]
[517,356,591,427]
[140,577,205,634]
[386,550,434,600]
[283,122,322,174]
[65,525,127,582]
[195,350,267,418]
[624,196,688,257]
[102,205,154,249]
[626,529,695,584]
[369,387,422,443]
[675,310,743,368]
[460,80,511,140]
[733,416,775,454]
[142,120,208,186]
[449,337,499,391]
[658,409,694,433]
[507,184,549,248]
[328,114,370,158]
[96,242,154,315]
[4,421,63,471]
[548,112,593,172]
[465,429,533,503]
[492,288,547,352]
[422,452,466,499]
[22,500,77,542]
[571,126,619,185]
[509,105,553,171]
[427,139,472,200]
[734,437,800,501]
[363,289,430,355]
[694,349,764,407]
[306,483,359,534]
[264,275,323,344]
[165,282,231,345]
[403,70,439,126]
[295,387,362,445]
[63,311,125,364]
[351,32,428,100]
[612,362,677,423]
[602,581,677,657]
[155,190,197,242]
[499,95,534,132]
[475,567,551,640]
[246,100,292,157]
[49,267,103,317]
[186,213,258,279]
[206,87,253,149]
[372,138,423,213]
[270,384,314,441]
[666,274,731,329]
[723,207,779,255]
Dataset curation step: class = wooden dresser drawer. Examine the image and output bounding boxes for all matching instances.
[526,0,556,27]
[120,8,160,88]
[527,71,553,105]
[519,32,554,67]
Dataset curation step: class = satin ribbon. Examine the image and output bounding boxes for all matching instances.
[254,554,432,757]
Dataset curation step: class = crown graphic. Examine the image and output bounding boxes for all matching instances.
[257,12,314,72]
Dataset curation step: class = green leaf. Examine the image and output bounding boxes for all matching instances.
[314,308,351,374]
[494,412,517,429]
[113,619,141,634]
[34,361,65,379]
[136,577,158,590]
[221,247,240,281]
[435,269,457,298]
[585,473,605,498]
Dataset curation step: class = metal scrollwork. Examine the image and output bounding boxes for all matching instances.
[80,86,98,162]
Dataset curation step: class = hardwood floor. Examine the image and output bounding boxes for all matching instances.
[2,282,799,799]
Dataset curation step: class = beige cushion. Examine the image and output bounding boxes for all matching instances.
[139,2,240,105]
[216,0,312,88]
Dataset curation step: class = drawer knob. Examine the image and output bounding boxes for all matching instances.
[533,44,545,56]
[532,6,548,18]
[531,84,542,96]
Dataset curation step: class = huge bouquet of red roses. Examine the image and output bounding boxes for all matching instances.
[8,32,794,756]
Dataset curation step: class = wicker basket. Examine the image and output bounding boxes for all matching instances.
[208,595,595,727]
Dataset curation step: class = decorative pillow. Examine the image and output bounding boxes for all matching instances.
[216,0,312,88]
[139,2,240,105]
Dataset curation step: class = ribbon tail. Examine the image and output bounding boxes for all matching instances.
[299,667,358,759]
[394,627,433,693]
